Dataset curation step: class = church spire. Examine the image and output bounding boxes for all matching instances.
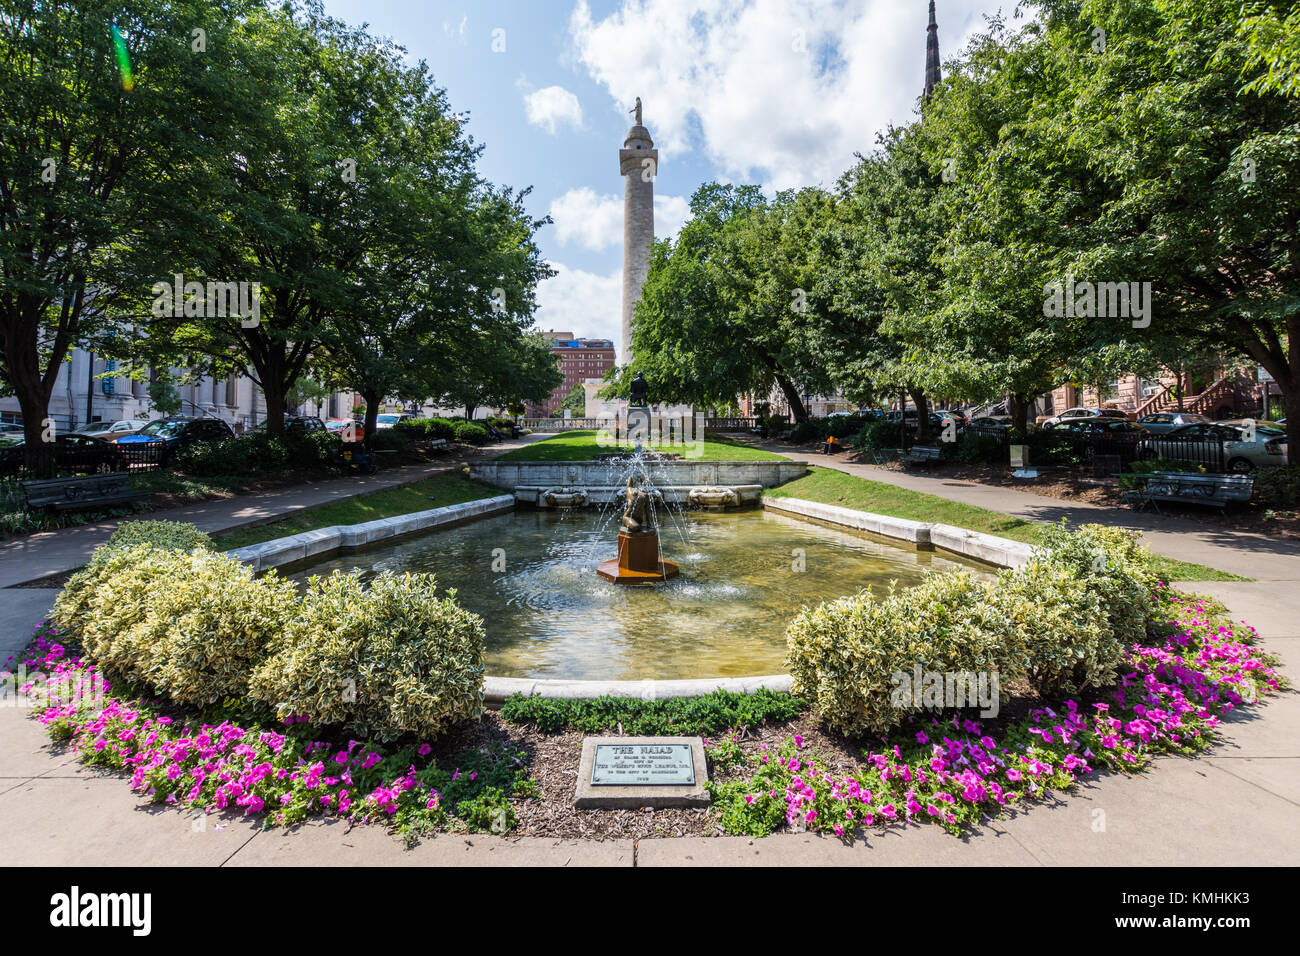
[923,0,941,103]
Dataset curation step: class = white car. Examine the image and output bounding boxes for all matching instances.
[373,413,411,430]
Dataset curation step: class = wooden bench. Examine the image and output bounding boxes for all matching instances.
[1122,471,1254,514]
[904,445,943,467]
[21,473,148,512]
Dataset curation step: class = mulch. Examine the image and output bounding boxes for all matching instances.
[431,688,1047,840]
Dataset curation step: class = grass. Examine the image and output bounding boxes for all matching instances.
[213,471,502,550]
[500,429,786,462]
[765,466,1250,582]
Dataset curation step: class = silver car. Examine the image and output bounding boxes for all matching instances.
[72,420,143,441]
[1134,411,1211,435]
[1137,420,1287,473]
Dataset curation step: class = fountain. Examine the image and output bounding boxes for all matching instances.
[597,475,680,584]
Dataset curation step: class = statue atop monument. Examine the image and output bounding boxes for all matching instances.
[629,371,649,406]
[630,96,643,126]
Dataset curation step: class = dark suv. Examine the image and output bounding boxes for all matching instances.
[116,417,234,464]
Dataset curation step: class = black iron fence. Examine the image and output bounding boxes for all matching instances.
[1130,432,1227,473]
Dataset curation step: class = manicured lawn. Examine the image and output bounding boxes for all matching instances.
[765,466,1250,582]
[500,429,786,462]
[213,472,502,550]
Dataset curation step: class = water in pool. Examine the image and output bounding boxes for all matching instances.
[288,508,991,680]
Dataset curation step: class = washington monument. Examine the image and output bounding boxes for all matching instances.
[618,96,657,363]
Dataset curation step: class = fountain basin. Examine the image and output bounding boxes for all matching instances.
[281,508,996,681]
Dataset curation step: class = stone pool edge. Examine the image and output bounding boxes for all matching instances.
[222,492,1034,704]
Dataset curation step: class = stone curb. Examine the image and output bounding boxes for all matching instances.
[763,496,1035,568]
[224,495,515,571]
[483,674,794,707]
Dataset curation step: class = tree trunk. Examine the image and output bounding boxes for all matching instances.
[465,404,478,422]
[362,390,380,448]
[774,373,808,422]
[263,384,287,438]
[13,372,55,475]
[909,387,930,441]
[1007,392,1031,433]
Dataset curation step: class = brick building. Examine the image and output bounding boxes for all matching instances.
[526,331,617,417]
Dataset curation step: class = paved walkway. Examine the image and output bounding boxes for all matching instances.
[1,432,1294,864]
[769,442,1300,581]
[0,434,544,588]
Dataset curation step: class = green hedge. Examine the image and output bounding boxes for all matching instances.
[175,431,339,477]
[500,688,805,736]
[786,523,1160,735]
[396,417,458,441]
[452,421,490,445]
[1252,465,1300,509]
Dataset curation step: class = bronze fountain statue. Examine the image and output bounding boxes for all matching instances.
[597,474,679,584]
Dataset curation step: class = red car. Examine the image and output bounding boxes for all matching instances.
[325,419,364,442]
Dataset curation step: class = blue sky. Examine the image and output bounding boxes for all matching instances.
[319,0,1008,362]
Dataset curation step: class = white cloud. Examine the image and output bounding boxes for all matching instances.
[523,84,585,134]
[654,194,691,240]
[549,187,691,251]
[548,187,623,251]
[533,262,625,363]
[570,0,997,189]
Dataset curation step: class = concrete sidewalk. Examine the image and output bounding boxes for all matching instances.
[0,581,1293,866]
[769,443,1300,582]
[0,434,545,588]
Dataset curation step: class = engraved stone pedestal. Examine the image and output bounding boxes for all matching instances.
[573,736,710,809]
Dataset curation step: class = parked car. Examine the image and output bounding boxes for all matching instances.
[0,423,23,437]
[1134,411,1211,435]
[248,415,326,437]
[962,415,1014,436]
[931,408,968,427]
[373,413,411,430]
[0,433,127,477]
[115,417,234,464]
[1041,407,1131,428]
[1137,420,1287,473]
[325,418,364,441]
[71,419,144,442]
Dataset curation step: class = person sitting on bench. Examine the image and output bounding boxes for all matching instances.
[821,434,841,455]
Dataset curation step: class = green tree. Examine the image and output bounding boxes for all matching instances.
[627,183,818,420]
[0,0,252,469]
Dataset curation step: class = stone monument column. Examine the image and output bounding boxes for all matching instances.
[619,97,657,364]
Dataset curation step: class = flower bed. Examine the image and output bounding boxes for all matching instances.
[708,585,1283,836]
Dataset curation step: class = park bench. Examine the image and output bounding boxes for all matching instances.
[903,445,943,468]
[428,438,448,453]
[1121,471,1254,514]
[21,473,148,513]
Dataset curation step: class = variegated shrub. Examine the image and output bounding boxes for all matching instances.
[785,571,1018,737]
[250,571,485,742]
